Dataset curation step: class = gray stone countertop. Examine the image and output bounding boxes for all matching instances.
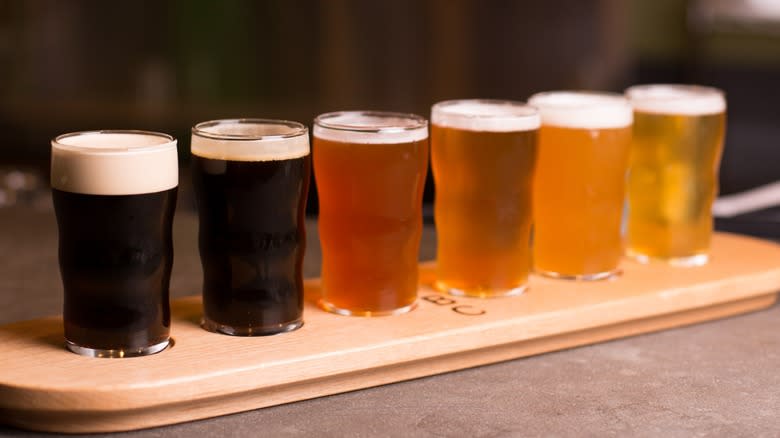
[1,201,779,437]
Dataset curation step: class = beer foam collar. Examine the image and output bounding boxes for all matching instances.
[314,111,428,144]
[51,131,178,196]
[528,91,633,129]
[431,100,540,132]
[626,84,726,116]
[191,119,310,161]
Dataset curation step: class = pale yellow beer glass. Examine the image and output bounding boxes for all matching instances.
[625,84,726,266]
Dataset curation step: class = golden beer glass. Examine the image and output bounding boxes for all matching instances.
[625,84,726,266]
[313,111,429,316]
[528,91,633,280]
[431,99,539,297]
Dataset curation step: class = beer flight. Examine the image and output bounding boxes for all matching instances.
[49,84,726,358]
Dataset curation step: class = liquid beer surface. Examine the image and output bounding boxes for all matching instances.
[314,112,429,316]
[431,100,539,297]
[625,85,726,265]
[191,120,310,335]
[529,92,632,279]
[51,131,178,355]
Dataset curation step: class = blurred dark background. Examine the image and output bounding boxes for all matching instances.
[1,0,779,220]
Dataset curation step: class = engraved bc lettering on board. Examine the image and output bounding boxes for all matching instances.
[421,294,486,316]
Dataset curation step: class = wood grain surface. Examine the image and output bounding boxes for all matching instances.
[0,232,778,433]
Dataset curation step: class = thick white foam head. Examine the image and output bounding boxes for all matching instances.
[528,91,633,129]
[51,131,178,195]
[626,84,726,115]
[191,119,309,162]
[313,111,428,144]
[431,99,540,132]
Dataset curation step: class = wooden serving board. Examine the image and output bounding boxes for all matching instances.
[1,232,779,433]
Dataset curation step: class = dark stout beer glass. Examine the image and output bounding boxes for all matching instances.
[51,130,178,358]
[191,119,310,335]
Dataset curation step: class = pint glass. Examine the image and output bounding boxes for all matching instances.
[528,91,633,280]
[191,119,311,336]
[51,130,178,357]
[431,99,539,297]
[313,111,429,316]
[625,85,726,266]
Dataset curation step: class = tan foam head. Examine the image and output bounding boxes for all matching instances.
[191,119,309,162]
[528,91,633,129]
[313,111,428,144]
[626,84,726,116]
[431,99,540,132]
[51,131,178,195]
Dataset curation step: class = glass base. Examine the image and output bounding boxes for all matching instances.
[436,281,527,298]
[201,318,303,336]
[65,338,170,358]
[318,299,417,317]
[535,268,622,281]
[627,250,708,267]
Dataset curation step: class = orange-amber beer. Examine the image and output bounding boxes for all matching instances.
[528,91,633,280]
[431,100,539,297]
[625,84,726,266]
[313,111,429,316]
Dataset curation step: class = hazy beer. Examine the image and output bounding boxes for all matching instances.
[313,111,429,316]
[528,91,633,279]
[625,85,726,266]
[431,100,539,297]
[191,119,310,335]
[51,131,178,357]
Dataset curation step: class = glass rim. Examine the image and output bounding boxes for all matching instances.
[625,83,725,99]
[624,84,726,115]
[313,111,428,134]
[528,90,630,109]
[431,98,538,119]
[528,90,632,129]
[191,118,308,141]
[52,130,176,153]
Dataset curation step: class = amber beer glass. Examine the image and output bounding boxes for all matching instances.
[51,131,178,357]
[191,119,311,335]
[528,91,633,279]
[431,100,539,297]
[313,111,429,316]
[625,85,726,266]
